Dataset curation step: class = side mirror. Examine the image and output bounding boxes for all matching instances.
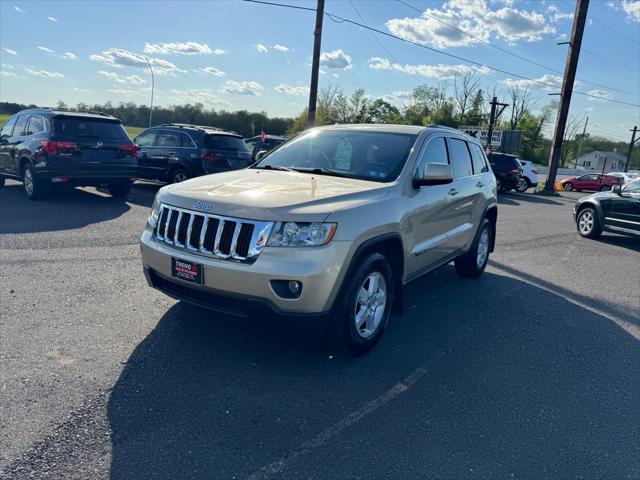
[255,150,269,161]
[612,184,622,195]
[413,162,454,188]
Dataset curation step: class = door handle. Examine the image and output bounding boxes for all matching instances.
[476,181,484,188]
[448,188,459,196]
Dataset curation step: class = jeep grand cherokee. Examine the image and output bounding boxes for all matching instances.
[140,124,498,355]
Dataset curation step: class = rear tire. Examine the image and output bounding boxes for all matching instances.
[496,179,504,193]
[107,183,131,198]
[455,218,492,278]
[515,178,529,193]
[330,253,394,357]
[600,185,611,192]
[22,163,48,200]
[576,207,602,239]
[171,168,189,184]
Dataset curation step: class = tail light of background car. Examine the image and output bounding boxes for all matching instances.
[508,169,521,176]
[41,141,78,155]
[532,169,539,175]
[118,144,138,158]
[202,151,223,163]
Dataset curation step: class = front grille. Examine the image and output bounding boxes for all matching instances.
[154,203,273,263]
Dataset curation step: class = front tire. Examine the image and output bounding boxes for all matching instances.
[107,183,131,198]
[331,253,394,356]
[22,163,47,200]
[563,183,573,191]
[455,218,492,278]
[577,207,602,239]
[600,185,611,192]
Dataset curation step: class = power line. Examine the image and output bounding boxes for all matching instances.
[347,0,422,85]
[242,0,640,108]
[241,0,315,11]
[581,48,640,74]
[396,0,639,97]
[558,0,640,45]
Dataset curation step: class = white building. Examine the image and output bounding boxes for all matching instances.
[575,150,626,172]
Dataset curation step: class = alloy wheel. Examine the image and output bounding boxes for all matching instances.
[578,210,594,235]
[23,167,34,196]
[476,227,490,269]
[354,272,387,339]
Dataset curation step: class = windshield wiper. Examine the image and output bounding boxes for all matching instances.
[256,164,297,173]
[292,167,349,178]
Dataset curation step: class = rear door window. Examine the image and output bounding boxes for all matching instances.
[13,115,29,137]
[448,138,474,178]
[156,132,179,147]
[418,137,449,166]
[53,118,129,141]
[26,116,46,135]
[469,143,489,174]
[180,133,197,148]
[205,135,249,152]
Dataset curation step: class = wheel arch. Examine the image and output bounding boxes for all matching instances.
[335,233,406,316]
[484,205,498,252]
[576,200,604,227]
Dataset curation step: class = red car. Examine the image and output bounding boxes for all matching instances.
[560,173,625,192]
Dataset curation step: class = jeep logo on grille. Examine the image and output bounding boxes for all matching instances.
[193,200,213,211]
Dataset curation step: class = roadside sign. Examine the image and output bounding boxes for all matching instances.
[460,127,503,147]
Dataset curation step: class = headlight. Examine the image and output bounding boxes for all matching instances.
[267,222,337,247]
[148,197,161,228]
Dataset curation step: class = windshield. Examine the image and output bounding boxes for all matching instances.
[204,135,249,152]
[53,118,129,140]
[254,129,417,182]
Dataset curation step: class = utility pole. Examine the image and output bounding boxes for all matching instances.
[307,0,325,128]
[544,0,590,192]
[573,116,589,168]
[625,126,638,172]
[485,96,508,152]
[144,56,155,128]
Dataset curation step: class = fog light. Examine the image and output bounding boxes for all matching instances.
[288,281,301,295]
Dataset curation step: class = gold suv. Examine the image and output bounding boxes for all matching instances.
[140,124,498,355]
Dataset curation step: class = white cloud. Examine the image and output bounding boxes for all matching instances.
[256,43,268,53]
[368,57,490,79]
[622,0,640,22]
[0,70,18,78]
[25,68,64,78]
[73,87,93,93]
[14,5,26,13]
[3,48,18,55]
[169,88,230,106]
[198,66,226,77]
[89,48,185,75]
[501,73,563,90]
[47,16,58,23]
[1,63,14,69]
[275,83,309,95]
[385,0,555,48]
[62,52,76,60]
[37,46,55,54]
[108,89,139,97]
[320,49,352,70]
[547,5,574,22]
[220,80,264,96]
[98,70,147,85]
[555,33,568,41]
[273,44,289,52]
[587,89,614,101]
[143,41,225,55]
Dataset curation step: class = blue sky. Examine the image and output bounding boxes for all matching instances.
[1,0,639,141]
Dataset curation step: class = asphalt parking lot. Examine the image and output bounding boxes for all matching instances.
[1,179,639,479]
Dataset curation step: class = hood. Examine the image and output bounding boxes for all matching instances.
[579,191,617,202]
[158,169,392,222]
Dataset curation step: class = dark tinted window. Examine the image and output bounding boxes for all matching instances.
[261,138,284,150]
[156,132,179,147]
[205,135,249,152]
[1,115,18,136]
[53,118,129,140]
[448,138,473,178]
[469,143,489,173]
[13,115,29,136]
[257,129,417,183]
[180,133,196,148]
[489,154,519,170]
[26,116,46,135]
[135,130,157,147]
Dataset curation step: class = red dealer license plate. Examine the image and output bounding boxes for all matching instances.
[171,258,203,285]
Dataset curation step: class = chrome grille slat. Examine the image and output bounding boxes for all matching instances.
[154,203,273,263]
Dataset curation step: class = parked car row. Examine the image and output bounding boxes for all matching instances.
[0,108,288,199]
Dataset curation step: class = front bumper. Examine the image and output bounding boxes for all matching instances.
[140,229,353,315]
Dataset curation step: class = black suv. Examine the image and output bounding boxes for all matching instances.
[0,108,137,199]
[133,124,252,183]
[487,152,524,193]
[245,134,287,161]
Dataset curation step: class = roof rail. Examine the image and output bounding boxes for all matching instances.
[425,124,460,132]
[159,123,239,135]
[41,107,114,117]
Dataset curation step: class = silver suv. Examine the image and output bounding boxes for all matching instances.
[140,124,497,355]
